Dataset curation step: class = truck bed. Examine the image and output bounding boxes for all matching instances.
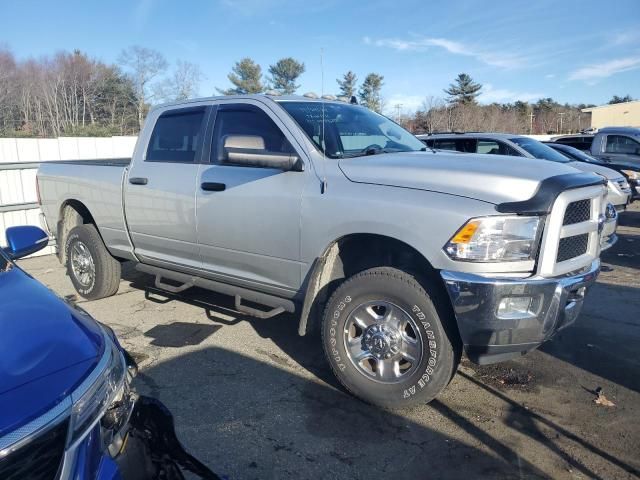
[37,158,133,260]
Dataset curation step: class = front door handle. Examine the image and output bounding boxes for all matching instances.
[129,177,148,185]
[201,182,226,192]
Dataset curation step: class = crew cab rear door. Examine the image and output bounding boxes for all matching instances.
[124,105,210,269]
[195,100,305,295]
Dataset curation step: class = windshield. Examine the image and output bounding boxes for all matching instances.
[279,101,426,158]
[554,144,602,163]
[510,137,571,163]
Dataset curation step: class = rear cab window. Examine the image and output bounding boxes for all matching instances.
[146,107,207,163]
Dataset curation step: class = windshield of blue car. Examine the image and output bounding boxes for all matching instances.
[556,145,602,163]
[279,101,426,158]
[510,137,571,163]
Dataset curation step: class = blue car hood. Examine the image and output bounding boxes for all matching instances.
[0,264,104,435]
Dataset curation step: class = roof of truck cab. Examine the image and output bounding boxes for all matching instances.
[153,94,348,110]
[597,127,640,135]
[416,132,521,139]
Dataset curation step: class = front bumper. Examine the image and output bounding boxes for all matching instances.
[600,210,618,251]
[441,259,600,364]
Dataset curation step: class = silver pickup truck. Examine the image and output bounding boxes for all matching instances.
[38,95,610,408]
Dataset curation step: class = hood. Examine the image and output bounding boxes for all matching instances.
[568,161,623,180]
[338,151,583,204]
[0,263,104,435]
[601,159,640,171]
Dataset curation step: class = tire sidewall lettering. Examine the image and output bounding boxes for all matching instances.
[328,295,352,372]
[403,304,438,400]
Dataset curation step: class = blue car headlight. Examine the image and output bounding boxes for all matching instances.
[68,332,127,447]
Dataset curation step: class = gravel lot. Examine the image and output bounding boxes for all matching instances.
[20,202,640,480]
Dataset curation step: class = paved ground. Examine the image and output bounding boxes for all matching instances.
[20,203,640,480]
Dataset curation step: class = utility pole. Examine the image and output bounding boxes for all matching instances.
[529,112,535,134]
[558,112,565,134]
[395,104,402,123]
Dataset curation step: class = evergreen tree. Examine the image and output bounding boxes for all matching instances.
[337,71,358,97]
[608,94,634,104]
[444,73,482,105]
[218,58,264,95]
[268,57,305,94]
[358,73,384,113]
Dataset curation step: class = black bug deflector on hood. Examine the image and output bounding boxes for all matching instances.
[496,172,606,215]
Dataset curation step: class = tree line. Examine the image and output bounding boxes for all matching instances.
[218,57,385,112]
[0,46,202,137]
[404,73,635,135]
[0,45,634,138]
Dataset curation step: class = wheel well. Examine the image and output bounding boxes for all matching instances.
[298,234,457,340]
[57,200,97,263]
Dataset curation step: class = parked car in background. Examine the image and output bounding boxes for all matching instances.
[553,127,640,165]
[544,142,638,202]
[0,226,219,480]
[418,132,630,217]
[37,94,612,408]
[552,127,640,199]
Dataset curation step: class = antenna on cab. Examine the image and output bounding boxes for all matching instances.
[320,48,327,194]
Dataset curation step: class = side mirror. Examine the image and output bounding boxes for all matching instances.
[223,135,303,171]
[4,226,49,260]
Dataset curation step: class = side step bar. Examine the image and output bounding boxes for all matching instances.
[135,263,295,319]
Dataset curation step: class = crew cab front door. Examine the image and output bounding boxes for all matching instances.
[124,105,209,269]
[600,134,640,167]
[195,101,305,295]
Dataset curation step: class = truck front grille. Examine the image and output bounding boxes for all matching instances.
[563,200,591,225]
[0,419,68,480]
[537,184,606,277]
[557,234,589,262]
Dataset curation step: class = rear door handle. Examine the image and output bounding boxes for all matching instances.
[129,177,148,185]
[201,182,226,192]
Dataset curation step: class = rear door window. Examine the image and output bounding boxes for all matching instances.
[433,139,457,151]
[477,139,521,156]
[146,107,207,163]
[477,140,502,155]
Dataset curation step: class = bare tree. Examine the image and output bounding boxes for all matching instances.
[118,46,167,128]
[1,48,139,137]
[156,60,203,102]
[416,96,447,133]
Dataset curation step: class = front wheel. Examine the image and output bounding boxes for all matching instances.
[65,224,121,300]
[321,267,459,408]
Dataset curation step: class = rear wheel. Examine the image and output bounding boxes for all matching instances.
[65,224,121,300]
[321,267,458,408]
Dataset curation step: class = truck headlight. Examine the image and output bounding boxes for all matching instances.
[68,334,126,446]
[445,216,541,262]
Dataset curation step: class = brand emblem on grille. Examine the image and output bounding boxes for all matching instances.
[605,203,617,220]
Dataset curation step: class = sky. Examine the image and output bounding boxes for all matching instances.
[2,0,639,113]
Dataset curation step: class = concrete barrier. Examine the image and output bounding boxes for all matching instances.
[0,136,137,256]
